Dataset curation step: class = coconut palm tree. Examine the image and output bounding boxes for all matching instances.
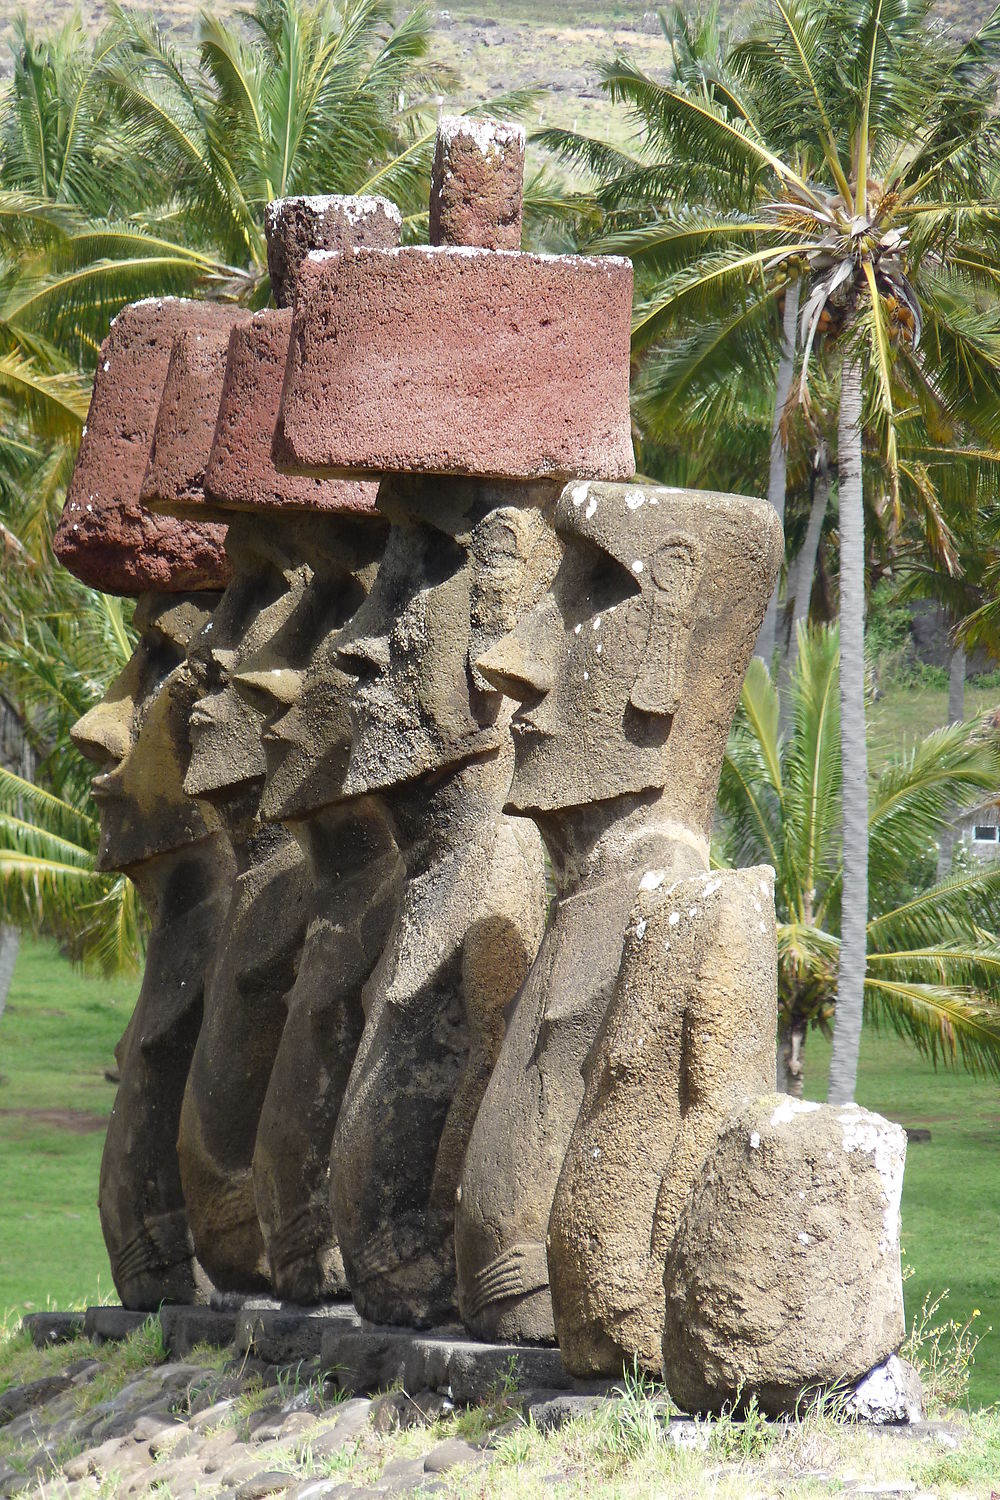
[540,0,1000,1103]
[718,623,1000,1095]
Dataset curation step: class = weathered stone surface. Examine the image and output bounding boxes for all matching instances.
[843,1357,924,1425]
[54,299,235,594]
[423,1437,483,1472]
[549,865,778,1377]
[21,1312,84,1348]
[0,1376,71,1425]
[142,316,250,517]
[235,1472,294,1498]
[265,194,401,308]
[178,511,389,1296]
[319,1325,573,1401]
[661,1097,908,1415]
[234,1306,361,1364]
[429,117,524,250]
[328,479,554,1326]
[205,311,380,515]
[72,594,232,1309]
[83,1307,150,1344]
[160,1307,239,1358]
[456,481,783,1344]
[276,248,634,481]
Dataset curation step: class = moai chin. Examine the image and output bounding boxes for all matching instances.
[454,481,783,1346]
[141,195,402,1295]
[54,299,238,1309]
[274,118,636,1326]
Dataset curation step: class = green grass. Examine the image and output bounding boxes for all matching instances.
[869,676,1000,773]
[803,1024,1000,1411]
[0,938,135,1314]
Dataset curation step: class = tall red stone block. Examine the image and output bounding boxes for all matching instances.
[54,299,239,595]
[429,117,525,251]
[276,246,635,482]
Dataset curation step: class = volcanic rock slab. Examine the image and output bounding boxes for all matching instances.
[54,299,239,594]
[141,316,250,518]
[265,194,401,307]
[204,311,379,514]
[429,116,525,249]
[276,246,635,481]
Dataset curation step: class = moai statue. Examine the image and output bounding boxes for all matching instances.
[197,198,403,1303]
[548,862,779,1376]
[53,297,242,1309]
[143,195,402,1294]
[454,482,783,1346]
[275,117,635,1326]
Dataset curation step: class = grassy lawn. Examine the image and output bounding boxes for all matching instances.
[0,939,133,1314]
[869,675,1000,774]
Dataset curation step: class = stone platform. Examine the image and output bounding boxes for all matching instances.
[25,1305,606,1405]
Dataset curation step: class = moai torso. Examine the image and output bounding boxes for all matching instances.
[55,297,241,1310]
[456,481,783,1349]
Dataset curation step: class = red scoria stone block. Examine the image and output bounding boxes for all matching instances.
[140,316,250,517]
[54,299,241,595]
[276,246,636,482]
[265,194,402,308]
[429,117,525,250]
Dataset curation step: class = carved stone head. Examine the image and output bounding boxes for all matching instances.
[230,515,388,825]
[72,595,221,873]
[331,478,561,800]
[478,482,783,830]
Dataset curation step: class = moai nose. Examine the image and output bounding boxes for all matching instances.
[71,699,132,766]
[232,666,303,709]
[477,630,553,702]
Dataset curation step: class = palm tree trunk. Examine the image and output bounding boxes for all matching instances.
[777,1015,807,1097]
[756,277,800,664]
[778,453,831,732]
[936,640,966,880]
[828,351,868,1106]
[0,925,18,1022]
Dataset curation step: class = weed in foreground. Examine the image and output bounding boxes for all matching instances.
[902,1287,989,1411]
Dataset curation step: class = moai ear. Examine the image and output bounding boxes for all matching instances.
[468,506,561,694]
[629,535,704,717]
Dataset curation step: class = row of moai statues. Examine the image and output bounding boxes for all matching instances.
[55,118,914,1418]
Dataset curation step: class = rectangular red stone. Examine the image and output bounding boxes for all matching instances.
[276,246,635,482]
[204,310,378,514]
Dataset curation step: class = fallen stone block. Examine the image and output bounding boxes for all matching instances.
[21,1312,84,1348]
[276,246,634,482]
[662,1098,908,1416]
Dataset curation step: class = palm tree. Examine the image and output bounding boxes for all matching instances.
[718,623,1000,1096]
[540,0,1000,1103]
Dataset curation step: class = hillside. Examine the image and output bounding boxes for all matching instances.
[6,0,996,145]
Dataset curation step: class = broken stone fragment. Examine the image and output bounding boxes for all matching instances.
[141,317,250,519]
[265,193,402,307]
[54,299,239,594]
[275,246,635,481]
[429,115,525,250]
[661,1097,908,1416]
